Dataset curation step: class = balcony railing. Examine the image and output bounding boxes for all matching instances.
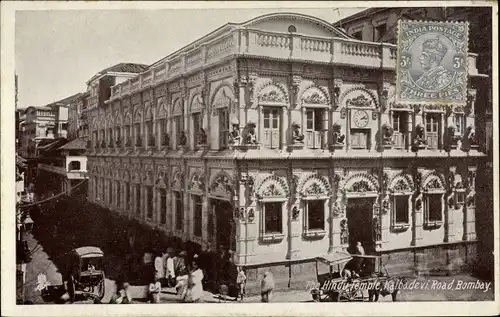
[108,29,480,100]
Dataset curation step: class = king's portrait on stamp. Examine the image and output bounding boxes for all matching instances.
[396,21,469,105]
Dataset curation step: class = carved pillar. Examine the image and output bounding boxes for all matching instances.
[327,167,336,253]
[444,166,455,242]
[281,106,289,150]
[201,195,209,250]
[380,169,391,250]
[236,78,246,127]
[289,76,301,147]
[406,110,413,151]
[411,169,424,246]
[181,85,188,147]
[333,168,347,251]
[183,170,190,241]
[286,165,300,259]
[236,180,246,263]
[465,167,477,240]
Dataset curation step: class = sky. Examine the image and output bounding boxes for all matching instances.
[15,7,365,108]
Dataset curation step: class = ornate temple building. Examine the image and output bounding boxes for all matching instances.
[84,13,487,290]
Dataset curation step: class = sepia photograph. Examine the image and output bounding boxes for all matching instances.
[1,1,498,316]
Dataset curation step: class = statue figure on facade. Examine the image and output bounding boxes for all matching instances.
[229,123,242,145]
[148,135,156,147]
[135,135,142,147]
[101,139,106,148]
[381,123,394,145]
[198,128,207,145]
[373,217,382,241]
[245,122,258,145]
[125,137,132,147]
[331,122,345,145]
[115,136,121,147]
[445,124,459,150]
[161,133,170,147]
[291,122,304,144]
[411,124,426,152]
[108,137,114,148]
[179,131,187,146]
[465,125,475,145]
[340,219,348,245]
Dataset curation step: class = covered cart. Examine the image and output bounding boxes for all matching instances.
[65,246,106,302]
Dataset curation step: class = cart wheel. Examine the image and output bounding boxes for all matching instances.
[353,289,364,301]
[338,290,349,302]
[97,273,105,300]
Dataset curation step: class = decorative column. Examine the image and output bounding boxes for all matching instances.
[286,166,300,259]
[327,168,337,253]
[183,169,190,241]
[201,195,209,251]
[406,110,413,151]
[234,78,245,126]
[444,166,455,242]
[333,168,347,251]
[380,170,391,250]
[281,106,289,150]
[465,167,477,240]
[411,169,424,246]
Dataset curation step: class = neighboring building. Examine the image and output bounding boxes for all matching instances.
[19,93,82,187]
[20,106,56,159]
[334,5,494,280]
[68,92,90,140]
[37,137,89,200]
[16,155,27,203]
[85,12,487,291]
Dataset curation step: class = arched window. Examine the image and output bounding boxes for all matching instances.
[69,161,81,171]
[288,25,297,33]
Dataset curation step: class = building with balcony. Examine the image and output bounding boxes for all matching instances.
[36,136,89,200]
[334,5,494,280]
[68,92,90,139]
[85,12,487,291]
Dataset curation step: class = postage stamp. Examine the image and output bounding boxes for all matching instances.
[396,20,469,105]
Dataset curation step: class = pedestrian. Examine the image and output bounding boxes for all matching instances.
[175,267,189,299]
[260,271,274,303]
[164,248,176,287]
[355,241,365,275]
[174,250,187,277]
[356,241,365,255]
[236,267,246,302]
[183,260,204,303]
[148,277,162,303]
[154,250,165,282]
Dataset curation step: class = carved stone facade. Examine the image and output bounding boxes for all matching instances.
[85,13,483,280]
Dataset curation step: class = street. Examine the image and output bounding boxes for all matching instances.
[24,196,494,304]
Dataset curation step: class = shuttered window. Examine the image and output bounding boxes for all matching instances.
[263,107,280,149]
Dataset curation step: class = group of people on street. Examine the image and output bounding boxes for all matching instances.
[108,244,281,304]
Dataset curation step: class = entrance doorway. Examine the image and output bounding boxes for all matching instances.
[346,197,375,254]
[213,200,234,252]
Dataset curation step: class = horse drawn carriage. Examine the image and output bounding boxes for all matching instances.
[64,246,106,302]
[310,252,402,302]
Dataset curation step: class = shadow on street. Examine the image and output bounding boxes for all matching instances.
[29,196,178,288]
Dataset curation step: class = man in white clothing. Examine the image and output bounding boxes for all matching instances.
[154,251,165,282]
[164,248,176,287]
